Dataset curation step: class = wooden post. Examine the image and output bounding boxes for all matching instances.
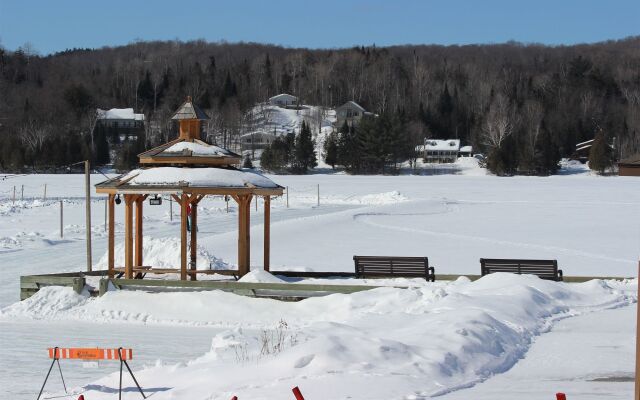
[104,197,107,232]
[108,194,115,279]
[235,195,252,276]
[190,196,199,281]
[317,184,320,207]
[60,200,63,238]
[135,196,144,268]
[169,197,173,221]
[12,186,15,204]
[180,194,188,281]
[21,184,24,201]
[286,186,289,208]
[264,196,270,272]
[636,261,640,400]
[84,161,92,272]
[124,195,134,279]
[43,184,47,200]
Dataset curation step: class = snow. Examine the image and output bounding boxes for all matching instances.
[163,141,232,156]
[1,275,635,400]
[419,139,461,151]
[123,167,280,188]
[96,108,144,121]
[1,172,639,399]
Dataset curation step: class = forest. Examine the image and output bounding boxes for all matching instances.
[0,37,638,174]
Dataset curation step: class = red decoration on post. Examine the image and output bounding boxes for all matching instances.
[292,386,305,400]
[556,393,567,400]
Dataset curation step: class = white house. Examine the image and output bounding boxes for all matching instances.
[240,131,277,150]
[268,94,298,107]
[416,139,461,163]
[96,108,145,141]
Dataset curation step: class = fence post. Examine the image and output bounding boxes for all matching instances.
[12,186,15,204]
[292,386,305,400]
[317,184,320,207]
[286,186,289,208]
[21,184,24,201]
[556,393,567,400]
[169,197,173,221]
[226,196,229,213]
[44,184,47,201]
[60,200,63,238]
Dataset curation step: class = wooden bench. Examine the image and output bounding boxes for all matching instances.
[353,256,435,281]
[480,258,563,281]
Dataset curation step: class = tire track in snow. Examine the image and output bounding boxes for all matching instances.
[353,212,634,265]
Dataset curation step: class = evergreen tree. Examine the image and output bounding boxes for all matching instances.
[293,121,317,173]
[323,132,338,169]
[589,131,613,175]
[533,126,561,175]
[94,128,110,165]
[242,154,254,169]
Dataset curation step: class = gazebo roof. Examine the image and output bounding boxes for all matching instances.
[96,167,283,196]
[138,138,242,166]
[171,98,210,120]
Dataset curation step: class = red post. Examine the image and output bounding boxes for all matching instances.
[230,397,238,400]
[292,386,305,400]
[78,396,85,400]
[556,393,567,400]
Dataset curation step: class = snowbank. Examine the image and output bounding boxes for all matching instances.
[95,236,229,270]
[3,274,635,399]
[163,141,232,156]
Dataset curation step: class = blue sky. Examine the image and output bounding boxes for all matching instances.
[1,0,638,54]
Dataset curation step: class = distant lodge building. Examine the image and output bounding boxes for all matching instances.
[335,101,375,128]
[240,132,277,151]
[618,154,640,176]
[416,139,465,163]
[96,108,145,141]
[269,93,298,107]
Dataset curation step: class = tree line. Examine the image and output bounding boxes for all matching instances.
[0,37,638,174]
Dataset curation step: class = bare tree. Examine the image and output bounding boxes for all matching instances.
[482,93,515,149]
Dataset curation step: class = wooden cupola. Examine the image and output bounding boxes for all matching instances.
[138,97,241,166]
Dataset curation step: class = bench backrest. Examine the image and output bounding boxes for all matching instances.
[354,256,431,279]
[480,258,562,281]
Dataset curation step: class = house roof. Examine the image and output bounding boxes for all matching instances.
[97,108,144,121]
[619,154,640,166]
[337,101,366,112]
[460,145,473,152]
[171,99,210,120]
[269,93,297,100]
[423,139,461,151]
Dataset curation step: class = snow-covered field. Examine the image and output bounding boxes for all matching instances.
[0,167,638,399]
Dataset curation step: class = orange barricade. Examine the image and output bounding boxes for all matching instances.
[48,347,133,360]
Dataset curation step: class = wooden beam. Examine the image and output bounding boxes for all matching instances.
[135,195,144,268]
[108,194,115,279]
[124,195,134,279]
[190,199,198,281]
[180,193,188,280]
[264,196,270,272]
[235,194,252,276]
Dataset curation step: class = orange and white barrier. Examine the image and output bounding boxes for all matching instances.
[48,347,133,360]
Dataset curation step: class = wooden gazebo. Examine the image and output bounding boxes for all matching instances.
[96,98,283,280]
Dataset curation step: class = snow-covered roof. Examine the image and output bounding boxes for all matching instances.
[337,101,366,112]
[460,146,473,153]
[123,167,279,189]
[163,141,232,157]
[97,108,144,121]
[240,132,277,139]
[424,139,461,151]
[269,93,297,100]
[576,139,594,148]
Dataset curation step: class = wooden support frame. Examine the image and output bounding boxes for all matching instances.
[134,195,148,269]
[232,194,253,276]
[108,194,115,279]
[123,195,135,279]
[264,196,271,272]
[189,195,204,281]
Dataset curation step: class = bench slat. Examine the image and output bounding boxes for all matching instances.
[480,258,562,281]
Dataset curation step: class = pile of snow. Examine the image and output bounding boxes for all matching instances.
[124,167,280,188]
[238,269,286,283]
[95,236,229,270]
[2,274,634,399]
